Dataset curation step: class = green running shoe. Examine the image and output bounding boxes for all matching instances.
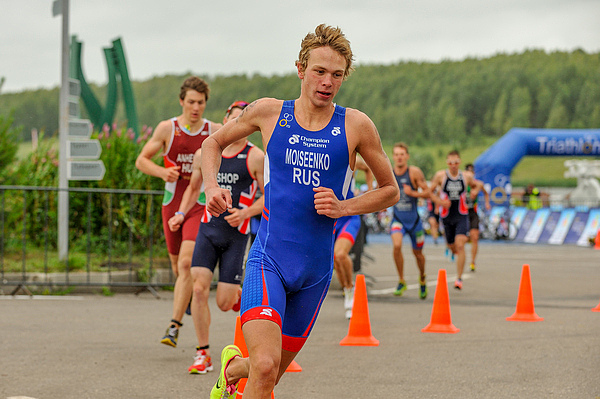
[210,344,243,398]
[419,276,428,300]
[394,280,407,296]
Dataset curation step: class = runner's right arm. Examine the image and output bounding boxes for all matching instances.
[135,120,180,182]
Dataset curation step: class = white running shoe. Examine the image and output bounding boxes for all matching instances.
[343,287,354,319]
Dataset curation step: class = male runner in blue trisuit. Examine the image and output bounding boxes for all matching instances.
[390,142,430,299]
[202,24,400,399]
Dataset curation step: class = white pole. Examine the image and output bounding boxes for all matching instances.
[58,0,69,261]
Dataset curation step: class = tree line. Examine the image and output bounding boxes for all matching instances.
[1,49,599,147]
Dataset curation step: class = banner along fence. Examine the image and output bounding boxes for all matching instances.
[0,185,174,297]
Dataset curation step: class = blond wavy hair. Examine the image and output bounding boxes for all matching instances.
[296,24,355,80]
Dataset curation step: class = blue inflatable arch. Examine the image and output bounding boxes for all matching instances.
[473,128,600,205]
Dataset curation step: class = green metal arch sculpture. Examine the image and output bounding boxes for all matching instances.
[70,35,139,136]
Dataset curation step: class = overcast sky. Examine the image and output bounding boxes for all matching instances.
[1,0,599,93]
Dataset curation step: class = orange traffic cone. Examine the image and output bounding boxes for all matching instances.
[594,229,600,250]
[233,316,249,356]
[506,264,544,322]
[285,360,302,372]
[421,269,460,333]
[592,298,600,312]
[340,274,379,346]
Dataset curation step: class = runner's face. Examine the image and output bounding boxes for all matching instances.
[180,90,206,124]
[299,46,346,107]
[392,147,409,168]
[446,155,461,173]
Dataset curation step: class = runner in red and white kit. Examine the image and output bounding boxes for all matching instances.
[135,76,222,347]
[429,150,479,290]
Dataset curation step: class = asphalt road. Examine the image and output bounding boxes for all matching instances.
[1,238,599,399]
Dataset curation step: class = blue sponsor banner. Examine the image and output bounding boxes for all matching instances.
[538,211,562,243]
[563,212,590,244]
[576,209,600,246]
[510,207,528,230]
[548,209,576,245]
[524,209,551,243]
[515,210,538,242]
[474,206,598,245]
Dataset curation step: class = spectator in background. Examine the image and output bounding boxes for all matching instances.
[523,183,542,210]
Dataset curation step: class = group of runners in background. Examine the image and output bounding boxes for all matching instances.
[390,143,490,297]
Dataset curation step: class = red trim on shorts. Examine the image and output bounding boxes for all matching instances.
[241,306,282,328]
[337,231,356,245]
[262,206,269,221]
[282,335,307,353]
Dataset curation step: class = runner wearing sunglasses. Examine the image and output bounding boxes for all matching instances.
[429,150,479,290]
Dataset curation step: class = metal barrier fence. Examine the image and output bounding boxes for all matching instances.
[0,185,174,297]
